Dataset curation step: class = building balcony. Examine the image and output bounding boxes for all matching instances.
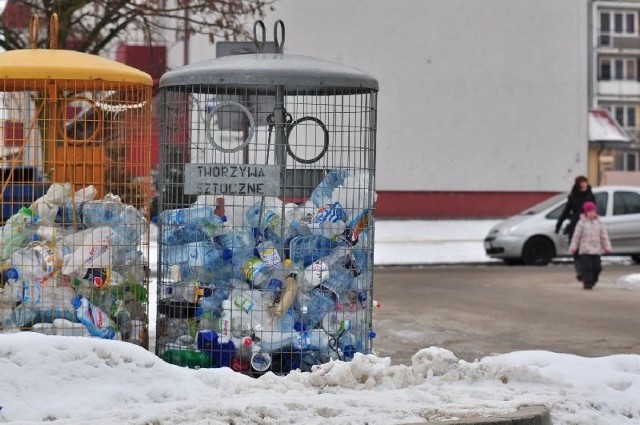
[597,80,640,98]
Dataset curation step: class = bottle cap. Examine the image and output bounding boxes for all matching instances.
[342,344,356,359]
[4,268,19,281]
[71,295,83,309]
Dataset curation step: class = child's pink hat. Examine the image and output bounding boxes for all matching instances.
[583,201,597,213]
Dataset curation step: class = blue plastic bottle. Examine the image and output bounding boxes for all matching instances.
[85,200,127,227]
[308,169,349,208]
[213,226,254,261]
[321,266,354,299]
[288,234,334,266]
[71,295,116,339]
[162,224,212,246]
[163,241,224,270]
[158,206,221,226]
[296,287,337,330]
[245,203,282,245]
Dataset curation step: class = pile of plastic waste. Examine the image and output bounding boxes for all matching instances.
[0,183,149,346]
[156,168,376,374]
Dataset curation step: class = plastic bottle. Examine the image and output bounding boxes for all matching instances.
[213,225,254,261]
[1,279,77,326]
[158,206,219,226]
[161,348,214,368]
[288,234,334,267]
[162,242,222,270]
[75,196,126,227]
[1,207,39,260]
[61,227,114,276]
[71,295,117,339]
[308,169,349,209]
[256,240,282,268]
[245,202,283,245]
[116,205,147,247]
[321,266,354,299]
[161,223,211,246]
[196,330,237,368]
[7,241,69,284]
[217,299,233,343]
[166,281,212,303]
[267,276,298,317]
[296,287,337,330]
[252,308,298,352]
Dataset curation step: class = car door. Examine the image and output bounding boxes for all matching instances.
[602,189,640,253]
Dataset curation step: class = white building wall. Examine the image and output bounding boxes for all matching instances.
[167,0,588,193]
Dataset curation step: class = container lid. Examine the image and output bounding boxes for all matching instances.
[0,49,153,88]
[160,53,378,94]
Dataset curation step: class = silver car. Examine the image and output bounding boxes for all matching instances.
[484,185,640,265]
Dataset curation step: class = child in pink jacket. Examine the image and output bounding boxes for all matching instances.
[569,201,612,290]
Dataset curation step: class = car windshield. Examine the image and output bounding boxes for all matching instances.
[519,193,567,215]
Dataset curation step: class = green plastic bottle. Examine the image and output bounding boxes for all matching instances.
[161,349,216,369]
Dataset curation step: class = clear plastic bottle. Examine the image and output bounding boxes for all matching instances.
[71,295,117,339]
[213,225,254,261]
[320,266,354,300]
[81,195,126,227]
[288,234,334,267]
[158,205,219,226]
[296,287,337,331]
[245,202,283,245]
[161,223,211,246]
[166,281,211,303]
[162,241,223,276]
[115,205,146,247]
[308,169,349,209]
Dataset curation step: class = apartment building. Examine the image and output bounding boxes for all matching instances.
[593,0,640,185]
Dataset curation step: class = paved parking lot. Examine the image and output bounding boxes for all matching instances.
[372,263,640,365]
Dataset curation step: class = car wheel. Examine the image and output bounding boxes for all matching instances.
[631,255,640,264]
[522,237,555,266]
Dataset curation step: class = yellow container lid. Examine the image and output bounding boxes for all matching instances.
[0,49,153,87]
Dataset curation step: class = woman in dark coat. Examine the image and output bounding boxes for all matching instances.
[555,175,596,280]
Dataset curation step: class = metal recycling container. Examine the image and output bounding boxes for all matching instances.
[155,21,378,374]
[0,15,152,348]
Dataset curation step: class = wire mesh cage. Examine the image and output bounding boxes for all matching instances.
[0,15,152,347]
[156,21,379,373]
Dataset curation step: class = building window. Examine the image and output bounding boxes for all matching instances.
[606,104,637,129]
[625,106,636,128]
[599,57,636,81]
[600,58,611,80]
[599,10,637,45]
[614,152,640,171]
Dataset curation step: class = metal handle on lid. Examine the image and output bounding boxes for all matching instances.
[253,20,266,53]
[274,20,285,53]
[29,15,39,49]
[49,13,58,49]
